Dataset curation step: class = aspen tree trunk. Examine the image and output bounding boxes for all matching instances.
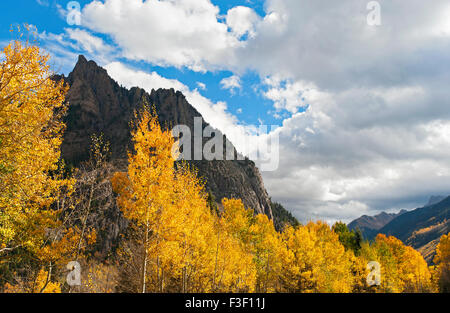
[265,253,270,292]
[39,261,52,293]
[156,256,161,291]
[76,182,95,260]
[213,227,220,291]
[141,219,149,293]
[182,267,186,293]
[160,268,164,292]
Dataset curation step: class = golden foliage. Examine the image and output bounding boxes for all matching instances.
[359,234,434,293]
[279,222,353,293]
[0,38,70,254]
[434,232,450,292]
[3,268,61,293]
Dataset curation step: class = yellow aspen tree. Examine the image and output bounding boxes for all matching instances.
[112,106,176,293]
[212,201,256,293]
[350,252,372,293]
[367,235,404,292]
[352,241,378,293]
[221,198,254,245]
[112,110,256,293]
[434,232,450,292]
[212,225,256,293]
[249,214,284,292]
[156,164,214,292]
[279,222,353,293]
[0,38,70,255]
[368,234,433,293]
[3,268,61,293]
[401,246,433,292]
[0,37,79,294]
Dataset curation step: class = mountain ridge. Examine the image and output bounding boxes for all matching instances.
[348,196,450,263]
[348,210,407,239]
[378,196,450,263]
[58,55,291,223]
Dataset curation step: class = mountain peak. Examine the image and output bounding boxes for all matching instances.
[77,54,88,65]
[61,56,273,220]
[71,55,90,74]
[348,209,407,237]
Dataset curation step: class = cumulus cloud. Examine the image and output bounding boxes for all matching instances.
[226,6,261,39]
[237,0,450,90]
[80,0,255,71]
[65,28,113,55]
[39,28,115,71]
[263,77,309,113]
[261,82,450,222]
[220,75,241,94]
[228,0,450,222]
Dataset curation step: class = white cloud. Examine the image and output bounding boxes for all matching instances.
[105,61,186,91]
[261,81,450,223]
[224,0,450,222]
[81,0,247,71]
[236,0,450,90]
[65,28,113,55]
[263,77,309,113]
[226,6,261,39]
[196,82,206,90]
[39,28,115,72]
[220,75,241,94]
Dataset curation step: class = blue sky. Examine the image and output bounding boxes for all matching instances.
[2,0,450,223]
[0,0,292,128]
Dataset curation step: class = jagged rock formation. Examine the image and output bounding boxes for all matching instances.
[61,55,272,217]
[54,55,282,253]
[54,56,278,254]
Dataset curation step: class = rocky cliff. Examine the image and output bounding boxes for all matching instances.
[60,55,273,218]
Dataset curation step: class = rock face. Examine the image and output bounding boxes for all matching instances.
[60,55,273,218]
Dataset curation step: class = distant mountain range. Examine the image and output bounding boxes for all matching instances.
[348,210,408,239]
[348,196,450,263]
